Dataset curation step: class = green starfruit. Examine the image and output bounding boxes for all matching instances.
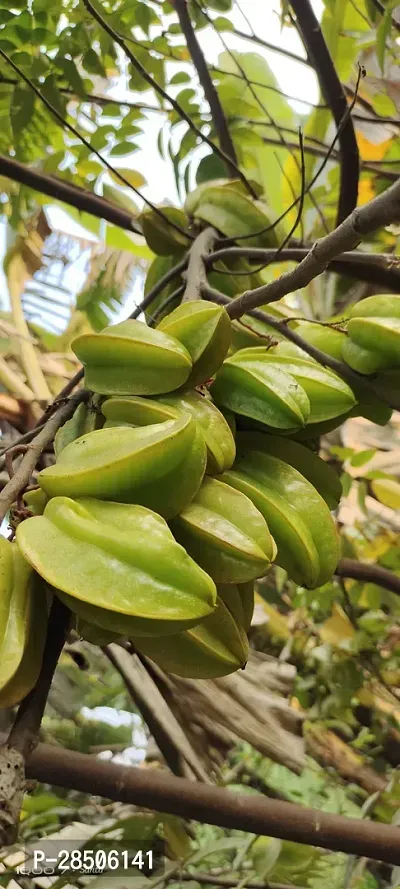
[0,538,48,706]
[72,319,193,396]
[38,416,207,519]
[17,497,216,637]
[102,390,235,475]
[157,300,231,387]
[133,594,248,679]
[171,476,276,583]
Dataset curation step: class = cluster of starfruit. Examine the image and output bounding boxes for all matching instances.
[288,294,400,427]
[15,294,347,683]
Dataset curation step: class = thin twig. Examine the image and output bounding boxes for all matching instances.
[172,0,238,176]
[147,285,185,326]
[207,246,400,291]
[290,0,360,225]
[0,156,143,234]
[0,390,88,524]
[224,177,400,317]
[81,0,257,199]
[182,228,218,303]
[201,284,398,409]
[34,369,85,427]
[336,559,400,597]
[130,256,188,320]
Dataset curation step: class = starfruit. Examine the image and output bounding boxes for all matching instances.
[157,300,231,387]
[0,538,48,707]
[231,344,356,424]
[38,416,206,519]
[102,391,235,475]
[54,400,103,457]
[171,476,275,583]
[74,615,121,646]
[218,582,255,633]
[133,594,248,679]
[72,319,193,396]
[347,294,400,366]
[139,207,191,255]
[17,497,216,638]
[157,391,235,474]
[251,433,342,510]
[23,487,48,516]
[289,323,392,425]
[185,183,279,248]
[223,434,339,589]
[211,350,310,432]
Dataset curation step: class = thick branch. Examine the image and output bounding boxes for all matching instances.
[21,742,400,863]
[0,389,88,523]
[290,0,359,225]
[81,0,256,199]
[182,228,217,302]
[208,246,400,292]
[0,155,141,234]
[226,177,400,318]
[172,0,238,176]
[336,559,400,597]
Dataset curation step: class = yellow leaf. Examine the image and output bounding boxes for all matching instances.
[357,177,375,206]
[356,131,392,159]
[371,478,400,510]
[319,604,356,647]
[109,168,147,189]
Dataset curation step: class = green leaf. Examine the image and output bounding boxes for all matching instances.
[109,141,138,157]
[251,836,282,878]
[196,153,227,184]
[377,2,394,72]
[170,72,191,85]
[350,448,376,468]
[208,0,232,9]
[103,183,139,216]
[340,471,352,497]
[213,15,234,30]
[105,225,153,259]
[371,478,400,510]
[57,56,86,99]
[10,85,34,142]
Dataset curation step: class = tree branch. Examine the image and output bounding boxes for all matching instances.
[182,227,217,302]
[225,177,400,318]
[0,49,190,241]
[290,0,360,225]
[81,0,257,199]
[131,256,188,318]
[336,559,400,597]
[0,155,142,234]
[172,0,238,176]
[208,246,400,292]
[104,645,210,781]
[0,389,88,523]
[201,284,399,409]
[19,741,400,863]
